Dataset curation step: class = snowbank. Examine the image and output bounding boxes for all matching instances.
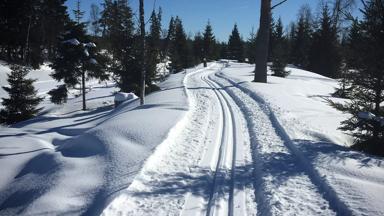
[218,62,353,146]
[0,62,199,215]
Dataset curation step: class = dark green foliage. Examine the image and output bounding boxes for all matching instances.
[48,85,68,104]
[168,17,192,73]
[331,0,384,156]
[0,65,43,124]
[50,21,108,107]
[228,24,244,62]
[333,62,355,98]
[193,32,204,64]
[203,21,216,61]
[100,0,139,93]
[245,29,257,64]
[146,9,162,86]
[309,4,341,78]
[291,6,313,69]
[0,0,69,67]
[270,18,289,78]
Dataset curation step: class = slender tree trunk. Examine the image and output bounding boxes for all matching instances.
[23,15,32,65]
[82,70,86,110]
[139,0,146,105]
[253,0,271,83]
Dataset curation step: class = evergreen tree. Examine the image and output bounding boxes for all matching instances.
[89,4,102,37]
[165,17,176,57]
[100,0,138,92]
[228,24,244,62]
[50,21,108,110]
[0,65,43,124]
[246,28,257,64]
[146,9,162,90]
[344,19,362,69]
[0,0,69,67]
[331,0,384,155]
[193,32,204,64]
[168,17,190,72]
[203,21,216,62]
[291,5,313,69]
[73,0,85,24]
[309,4,341,78]
[271,18,289,77]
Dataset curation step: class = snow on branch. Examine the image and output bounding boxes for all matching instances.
[62,39,81,46]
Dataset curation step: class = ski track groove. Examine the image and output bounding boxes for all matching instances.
[213,67,353,216]
[202,74,237,216]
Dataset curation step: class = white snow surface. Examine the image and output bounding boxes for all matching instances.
[1,61,384,216]
[0,61,195,215]
[102,62,384,216]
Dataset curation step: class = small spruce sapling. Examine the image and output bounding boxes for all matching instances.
[0,65,43,124]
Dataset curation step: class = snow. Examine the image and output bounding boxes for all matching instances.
[62,39,80,46]
[358,111,375,120]
[0,61,192,215]
[1,61,384,215]
[114,92,138,102]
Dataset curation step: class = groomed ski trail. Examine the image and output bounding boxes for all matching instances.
[211,63,353,215]
[101,64,256,216]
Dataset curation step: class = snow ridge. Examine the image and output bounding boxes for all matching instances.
[214,69,349,215]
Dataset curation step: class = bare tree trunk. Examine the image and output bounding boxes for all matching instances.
[139,0,146,105]
[253,0,271,83]
[24,15,32,65]
[82,70,86,110]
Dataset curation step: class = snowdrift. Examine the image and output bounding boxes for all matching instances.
[0,61,199,215]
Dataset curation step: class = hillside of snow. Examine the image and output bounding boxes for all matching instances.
[0,61,383,215]
[0,62,204,215]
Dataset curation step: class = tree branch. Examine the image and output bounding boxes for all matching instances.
[271,0,289,10]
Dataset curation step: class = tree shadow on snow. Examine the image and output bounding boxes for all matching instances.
[293,139,384,168]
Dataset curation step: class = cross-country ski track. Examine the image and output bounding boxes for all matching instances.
[102,63,357,216]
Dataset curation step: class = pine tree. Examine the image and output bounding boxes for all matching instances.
[0,0,69,67]
[203,21,216,63]
[168,17,190,73]
[271,17,289,77]
[246,28,257,64]
[193,32,204,64]
[0,65,43,124]
[291,5,313,69]
[146,9,162,89]
[228,24,244,62]
[50,21,108,110]
[309,4,341,78]
[89,4,101,37]
[100,0,138,93]
[73,0,85,25]
[331,0,384,155]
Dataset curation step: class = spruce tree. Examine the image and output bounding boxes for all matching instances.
[100,0,138,92]
[0,0,69,67]
[228,24,244,62]
[168,17,190,73]
[246,28,257,64]
[146,9,162,89]
[193,32,204,64]
[271,18,289,77]
[0,65,43,124]
[50,21,108,110]
[309,4,341,78]
[291,6,313,69]
[203,21,216,63]
[331,0,384,155]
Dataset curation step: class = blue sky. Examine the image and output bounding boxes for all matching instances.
[65,0,361,42]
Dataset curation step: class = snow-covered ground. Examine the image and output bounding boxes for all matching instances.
[103,62,384,216]
[0,62,201,215]
[1,61,383,215]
